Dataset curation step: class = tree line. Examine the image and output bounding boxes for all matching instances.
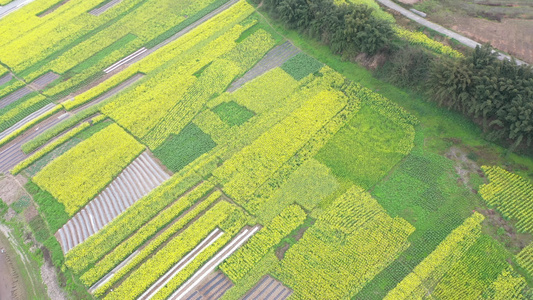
[258,0,533,153]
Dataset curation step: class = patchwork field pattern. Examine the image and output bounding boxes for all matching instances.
[0,0,531,299]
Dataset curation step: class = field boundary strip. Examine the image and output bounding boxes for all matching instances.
[138,228,224,300]
[169,225,261,300]
[56,151,170,253]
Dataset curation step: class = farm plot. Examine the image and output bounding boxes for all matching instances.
[242,276,292,300]
[480,166,533,234]
[384,212,487,299]
[33,123,144,215]
[179,271,233,300]
[56,151,170,252]
[275,186,414,299]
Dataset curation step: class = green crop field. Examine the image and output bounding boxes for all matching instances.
[0,0,532,299]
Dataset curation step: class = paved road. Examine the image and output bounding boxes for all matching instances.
[0,0,35,19]
[377,0,527,65]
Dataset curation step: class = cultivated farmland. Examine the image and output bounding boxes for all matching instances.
[0,0,532,299]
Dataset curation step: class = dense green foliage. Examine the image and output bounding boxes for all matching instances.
[212,101,255,126]
[260,0,394,55]
[427,45,533,152]
[281,52,323,80]
[153,123,216,172]
[25,181,69,233]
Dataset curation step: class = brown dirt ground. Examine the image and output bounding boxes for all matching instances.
[0,175,26,205]
[428,13,533,63]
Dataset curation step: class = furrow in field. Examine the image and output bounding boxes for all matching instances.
[55,151,170,252]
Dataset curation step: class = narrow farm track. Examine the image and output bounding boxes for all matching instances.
[89,0,122,16]
[169,226,261,300]
[0,111,68,173]
[180,271,233,300]
[138,229,225,300]
[56,151,170,253]
[227,41,300,92]
[242,276,292,300]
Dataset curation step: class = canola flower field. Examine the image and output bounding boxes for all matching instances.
[0,0,531,299]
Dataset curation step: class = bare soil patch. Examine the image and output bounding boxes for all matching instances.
[0,175,27,205]
[423,10,533,63]
[445,146,482,193]
[275,242,290,260]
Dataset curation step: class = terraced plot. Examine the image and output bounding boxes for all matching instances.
[56,151,170,252]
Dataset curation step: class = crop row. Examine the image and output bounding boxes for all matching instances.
[141,29,276,149]
[246,78,362,215]
[103,200,237,299]
[82,189,221,287]
[63,0,255,112]
[102,22,251,140]
[275,186,415,299]
[393,26,463,58]
[0,0,133,73]
[40,0,229,99]
[65,176,211,274]
[220,204,306,281]
[150,209,249,300]
[517,242,533,275]
[384,212,484,299]
[92,189,222,296]
[480,166,533,234]
[483,267,528,299]
[429,235,509,299]
[213,86,347,205]
[197,67,303,149]
[33,123,144,215]
[12,115,106,174]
